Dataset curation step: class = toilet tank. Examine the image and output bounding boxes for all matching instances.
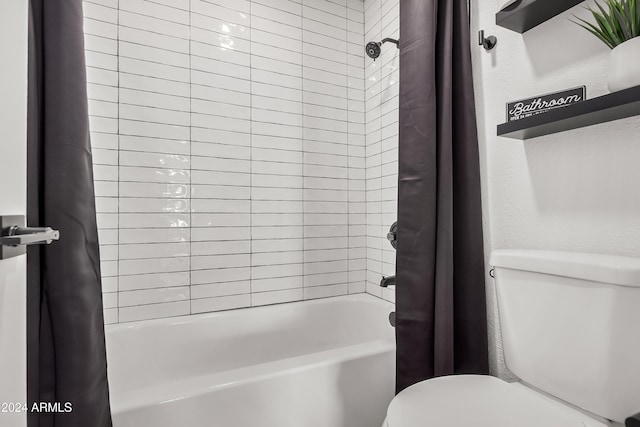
[490,250,640,423]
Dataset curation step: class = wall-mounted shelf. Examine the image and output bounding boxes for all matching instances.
[496,0,584,33]
[497,85,640,140]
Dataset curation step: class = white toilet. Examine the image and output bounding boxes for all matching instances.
[384,249,640,427]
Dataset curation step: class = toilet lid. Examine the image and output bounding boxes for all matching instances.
[386,375,607,427]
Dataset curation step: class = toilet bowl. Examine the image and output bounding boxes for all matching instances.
[384,375,607,427]
[383,250,640,427]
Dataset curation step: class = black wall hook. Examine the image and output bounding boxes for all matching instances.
[479,30,497,51]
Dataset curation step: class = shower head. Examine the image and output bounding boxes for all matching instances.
[365,38,399,60]
[366,41,381,59]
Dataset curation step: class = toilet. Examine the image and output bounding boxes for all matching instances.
[384,249,640,427]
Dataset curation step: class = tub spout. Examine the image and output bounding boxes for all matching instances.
[380,275,395,287]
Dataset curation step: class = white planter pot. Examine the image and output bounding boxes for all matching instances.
[609,37,640,92]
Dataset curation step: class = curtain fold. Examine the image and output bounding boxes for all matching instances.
[395,0,489,393]
[27,0,113,426]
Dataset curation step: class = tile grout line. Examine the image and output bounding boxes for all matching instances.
[302,2,306,302]
[346,2,352,296]
[188,0,193,315]
[249,0,253,308]
[116,0,120,323]
[378,0,383,299]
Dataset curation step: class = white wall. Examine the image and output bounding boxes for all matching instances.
[0,1,27,425]
[471,0,640,376]
[84,0,367,323]
[363,0,398,304]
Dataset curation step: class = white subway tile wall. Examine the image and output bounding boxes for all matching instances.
[363,0,398,303]
[85,0,119,325]
[84,0,368,323]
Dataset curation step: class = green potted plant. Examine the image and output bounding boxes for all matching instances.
[574,0,640,92]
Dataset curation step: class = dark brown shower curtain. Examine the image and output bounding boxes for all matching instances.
[27,0,112,426]
[395,0,489,393]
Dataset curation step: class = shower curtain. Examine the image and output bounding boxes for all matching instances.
[395,0,489,393]
[27,0,112,426]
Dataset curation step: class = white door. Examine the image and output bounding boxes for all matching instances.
[0,1,29,426]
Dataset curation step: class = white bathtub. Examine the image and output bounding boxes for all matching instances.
[106,294,396,427]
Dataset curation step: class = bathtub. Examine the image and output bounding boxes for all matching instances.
[106,294,396,427]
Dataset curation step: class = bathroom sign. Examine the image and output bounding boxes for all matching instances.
[506,86,586,122]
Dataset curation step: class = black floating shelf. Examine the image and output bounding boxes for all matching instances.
[497,85,640,140]
[496,0,584,33]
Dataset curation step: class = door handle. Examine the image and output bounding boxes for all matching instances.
[0,215,60,260]
[1,226,60,246]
